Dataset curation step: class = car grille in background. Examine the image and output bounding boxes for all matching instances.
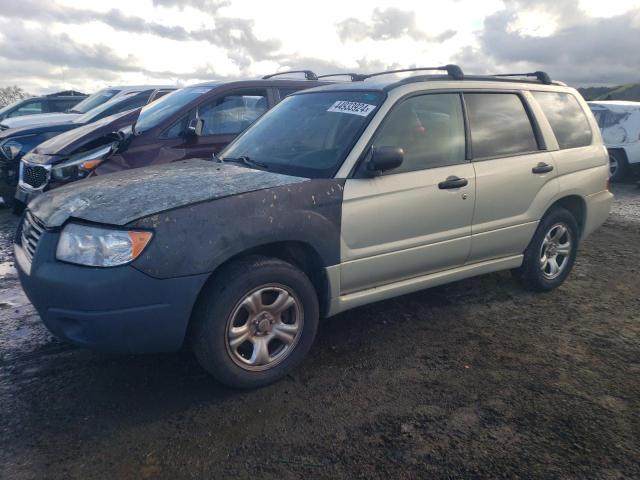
[22,164,49,189]
[20,210,45,262]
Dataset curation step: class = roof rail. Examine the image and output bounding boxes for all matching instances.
[316,73,368,81]
[262,70,318,81]
[491,71,552,85]
[360,64,464,81]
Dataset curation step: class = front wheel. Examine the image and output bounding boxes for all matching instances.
[191,256,319,389]
[513,207,579,292]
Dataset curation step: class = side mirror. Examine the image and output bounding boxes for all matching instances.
[366,146,404,175]
[187,118,204,137]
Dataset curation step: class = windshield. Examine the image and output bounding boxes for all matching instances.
[135,86,213,134]
[221,91,384,178]
[69,88,120,114]
[0,98,26,115]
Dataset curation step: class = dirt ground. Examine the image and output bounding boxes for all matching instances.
[0,184,639,480]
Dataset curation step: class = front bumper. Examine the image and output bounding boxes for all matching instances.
[14,184,41,207]
[15,226,210,353]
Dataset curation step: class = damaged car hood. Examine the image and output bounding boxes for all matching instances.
[28,159,308,228]
[32,109,140,158]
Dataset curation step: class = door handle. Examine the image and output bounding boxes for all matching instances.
[532,162,554,174]
[438,176,468,189]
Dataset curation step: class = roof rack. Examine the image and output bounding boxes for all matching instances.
[262,70,318,81]
[362,64,464,81]
[491,71,552,85]
[317,65,464,82]
[317,73,367,81]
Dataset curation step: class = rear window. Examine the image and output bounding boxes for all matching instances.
[465,93,539,159]
[533,92,592,149]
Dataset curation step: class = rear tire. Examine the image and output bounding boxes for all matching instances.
[608,150,628,182]
[513,207,579,292]
[191,255,319,389]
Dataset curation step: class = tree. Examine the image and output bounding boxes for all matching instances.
[0,86,32,108]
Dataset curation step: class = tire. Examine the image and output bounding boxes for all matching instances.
[608,150,628,182]
[12,200,25,216]
[191,255,319,389]
[513,207,579,292]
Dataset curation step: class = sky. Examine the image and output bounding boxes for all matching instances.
[0,0,638,94]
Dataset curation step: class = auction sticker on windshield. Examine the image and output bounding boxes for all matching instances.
[327,101,377,117]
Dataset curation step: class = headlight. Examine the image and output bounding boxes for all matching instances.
[1,140,23,160]
[603,125,627,144]
[56,223,153,267]
[51,143,116,182]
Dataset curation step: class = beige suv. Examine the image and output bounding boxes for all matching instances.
[15,66,613,388]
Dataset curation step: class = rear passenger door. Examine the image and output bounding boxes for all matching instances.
[340,92,475,293]
[465,91,558,263]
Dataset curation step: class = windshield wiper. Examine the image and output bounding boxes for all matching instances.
[68,109,82,114]
[222,155,269,169]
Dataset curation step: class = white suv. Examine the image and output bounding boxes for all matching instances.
[588,100,640,181]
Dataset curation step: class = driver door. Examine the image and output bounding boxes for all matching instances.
[340,92,475,293]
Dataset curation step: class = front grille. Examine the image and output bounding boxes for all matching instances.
[20,210,45,262]
[22,164,49,189]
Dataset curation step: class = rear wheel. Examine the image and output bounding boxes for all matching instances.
[608,150,628,182]
[191,256,319,389]
[513,207,579,292]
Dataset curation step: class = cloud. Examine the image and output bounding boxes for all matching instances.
[0,0,281,65]
[457,3,640,85]
[337,8,456,43]
[151,0,229,13]
[0,21,140,74]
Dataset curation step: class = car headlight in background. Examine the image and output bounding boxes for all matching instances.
[1,140,24,160]
[56,223,153,267]
[51,143,116,182]
[603,125,628,145]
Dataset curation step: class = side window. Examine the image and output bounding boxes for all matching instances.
[50,100,75,112]
[371,93,466,174]
[7,100,44,117]
[162,112,193,139]
[150,89,173,102]
[101,91,153,118]
[533,91,592,149]
[465,93,539,159]
[198,90,268,136]
[278,87,300,100]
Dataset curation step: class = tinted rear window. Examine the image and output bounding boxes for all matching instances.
[533,92,592,149]
[465,93,538,159]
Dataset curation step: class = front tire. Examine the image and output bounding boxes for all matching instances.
[191,256,319,389]
[513,207,579,292]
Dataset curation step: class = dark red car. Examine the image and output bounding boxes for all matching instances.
[16,73,329,206]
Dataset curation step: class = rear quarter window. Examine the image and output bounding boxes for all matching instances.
[533,91,592,149]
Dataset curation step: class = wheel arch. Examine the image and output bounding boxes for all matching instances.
[190,240,331,330]
[545,195,587,238]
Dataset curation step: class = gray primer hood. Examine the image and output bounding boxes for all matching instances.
[29,159,308,228]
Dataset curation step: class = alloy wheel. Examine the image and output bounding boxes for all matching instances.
[539,223,573,280]
[225,284,303,371]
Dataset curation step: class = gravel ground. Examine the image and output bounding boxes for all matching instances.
[0,184,639,479]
